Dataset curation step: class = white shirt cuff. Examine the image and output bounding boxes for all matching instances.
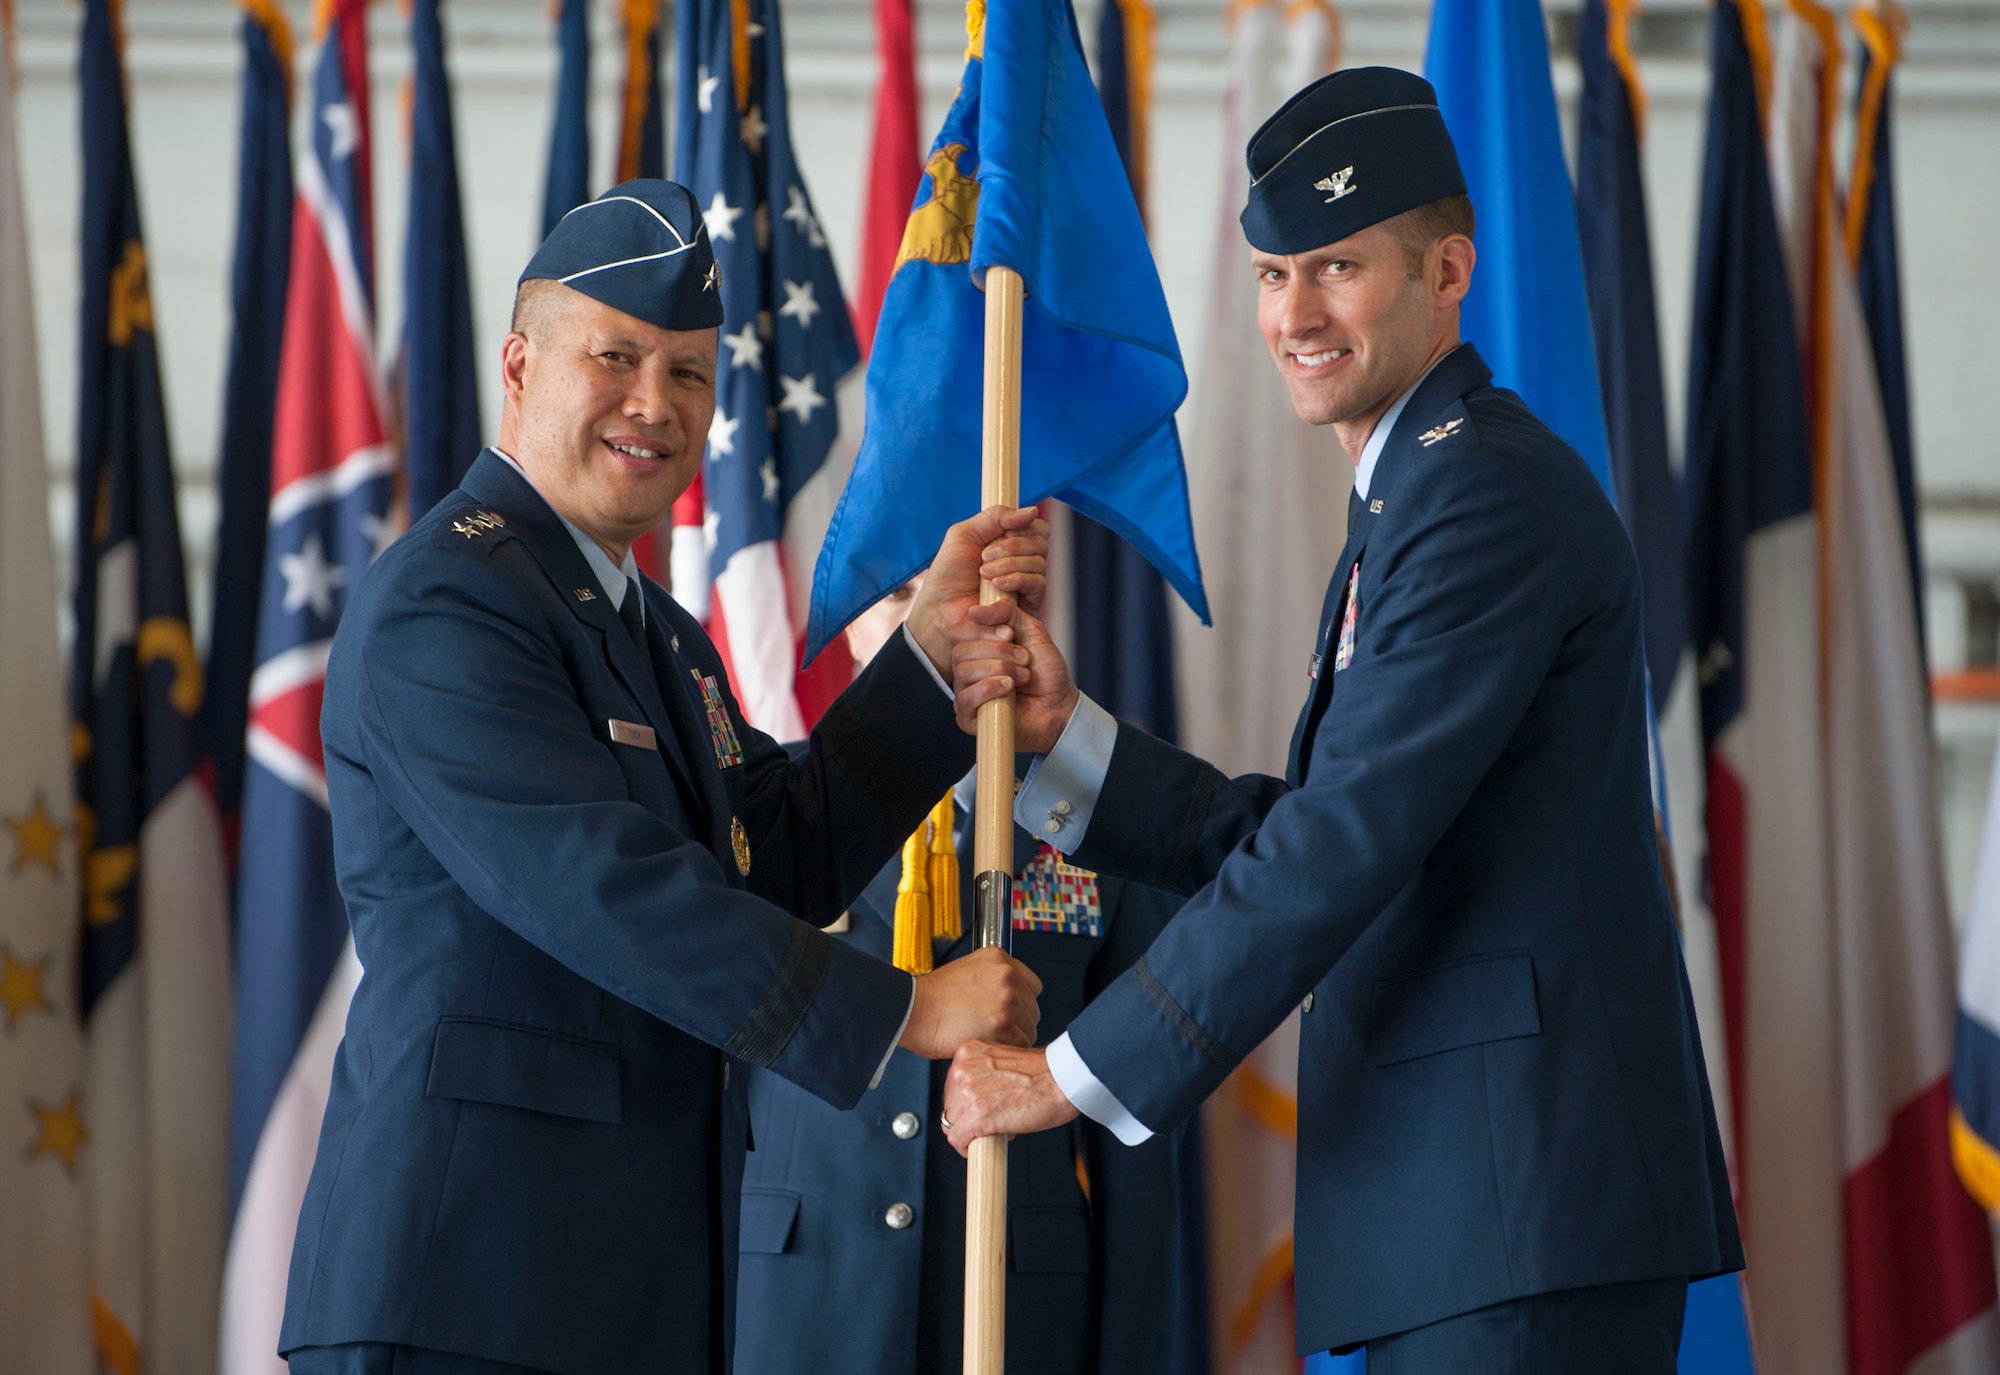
[870,976,918,1090]
[1046,1030,1153,1146]
[902,622,954,699]
[1014,693,1116,855]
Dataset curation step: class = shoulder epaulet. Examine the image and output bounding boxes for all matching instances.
[1415,415,1468,449]
[439,506,512,545]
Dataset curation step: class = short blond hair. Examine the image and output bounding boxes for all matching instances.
[1384,194,1475,277]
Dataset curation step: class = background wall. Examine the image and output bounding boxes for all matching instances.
[11,0,1999,906]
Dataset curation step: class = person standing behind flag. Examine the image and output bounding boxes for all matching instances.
[278,180,1046,1375]
[941,68,1741,1372]
[734,572,1192,1375]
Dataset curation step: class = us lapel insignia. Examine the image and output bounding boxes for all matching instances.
[1334,559,1361,672]
[1309,650,1323,680]
[1418,418,1464,447]
[691,669,744,769]
[730,816,752,876]
[451,509,506,538]
[573,587,597,602]
[1012,845,1103,937]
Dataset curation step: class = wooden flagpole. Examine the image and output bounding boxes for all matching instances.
[965,262,1024,1375]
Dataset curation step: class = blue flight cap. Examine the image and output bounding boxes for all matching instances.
[519,179,725,331]
[1240,67,1467,255]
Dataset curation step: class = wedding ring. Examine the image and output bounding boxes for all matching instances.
[940,1112,954,1132]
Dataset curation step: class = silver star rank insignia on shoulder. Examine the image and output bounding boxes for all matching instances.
[1314,166,1356,201]
[451,510,507,538]
[1418,418,1465,447]
[702,261,721,292]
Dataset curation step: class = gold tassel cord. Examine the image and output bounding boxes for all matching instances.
[928,793,961,941]
[893,825,934,973]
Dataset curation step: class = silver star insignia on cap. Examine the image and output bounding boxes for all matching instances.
[1419,418,1464,447]
[1314,166,1356,202]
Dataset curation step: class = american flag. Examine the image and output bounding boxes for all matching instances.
[223,2,387,1370]
[673,0,859,739]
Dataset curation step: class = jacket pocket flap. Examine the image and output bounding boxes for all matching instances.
[1370,952,1540,1067]
[739,1188,801,1255]
[426,1017,622,1124]
[1010,1208,1093,1274]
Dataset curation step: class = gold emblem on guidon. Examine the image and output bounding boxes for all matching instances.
[730,816,752,876]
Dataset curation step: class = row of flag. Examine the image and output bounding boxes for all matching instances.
[1207,1,1986,1374]
[1669,0,1997,1371]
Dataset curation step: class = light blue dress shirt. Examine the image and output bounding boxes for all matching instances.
[490,447,644,617]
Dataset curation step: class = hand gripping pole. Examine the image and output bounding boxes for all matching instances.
[964,262,1023,1375]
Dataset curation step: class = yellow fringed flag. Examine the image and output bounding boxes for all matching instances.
[893,825,934,973]
[894,793,962,970]
[927,793,961,940]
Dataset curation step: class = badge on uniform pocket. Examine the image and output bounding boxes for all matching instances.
[1012,845,1102,938]
[690,670,743,769]
[1333,559,1361,672]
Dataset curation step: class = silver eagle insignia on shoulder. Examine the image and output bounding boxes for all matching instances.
[1418,418,1465,447]
[1314,166,1356,202]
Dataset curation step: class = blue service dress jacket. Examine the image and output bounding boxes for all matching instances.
[733,812,1192,1375]
[1056,346,1744,1354]
[280,451,972,1375]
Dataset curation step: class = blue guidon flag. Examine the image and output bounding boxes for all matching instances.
[223,0,388,1368]
[807,0,1207,661]
[674,0,859,740]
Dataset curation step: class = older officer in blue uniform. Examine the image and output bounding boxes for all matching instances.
[733,578,1193,1375]
[940,69,1743,1372]
[280,181,1045,1375]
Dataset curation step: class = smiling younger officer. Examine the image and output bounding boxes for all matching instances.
[939,69,1744,1371]
[279,181,1043,1375]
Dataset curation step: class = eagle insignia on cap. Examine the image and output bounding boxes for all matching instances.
[1314,166,1356,202]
